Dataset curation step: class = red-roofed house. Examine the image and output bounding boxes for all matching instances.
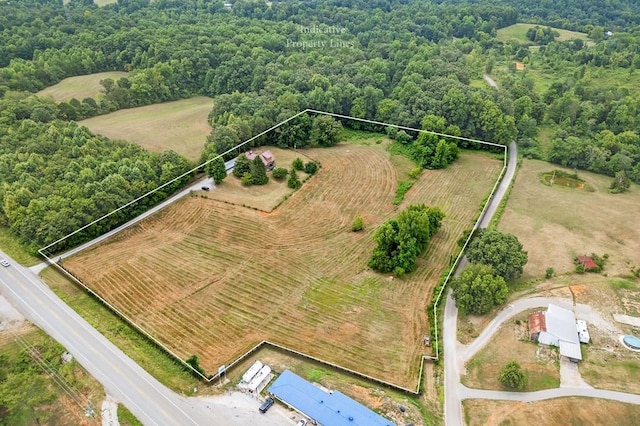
[576,255,598,270]
[246,150,275,170]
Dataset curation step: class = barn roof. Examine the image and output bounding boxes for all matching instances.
[529,311,546,335]
[268,370,395,426]
[544,304,582,360]
[576,255,598,270]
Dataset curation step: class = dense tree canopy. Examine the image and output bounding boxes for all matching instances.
[466,230,528,281]
[369,204,445,276]
[0,117,191,253]
[2,0,640,253]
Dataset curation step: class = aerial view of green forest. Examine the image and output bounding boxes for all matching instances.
[1,0,639,253]
[1,0,640,424]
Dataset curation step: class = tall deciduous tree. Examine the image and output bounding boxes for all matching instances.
[499,360,526,390]
[466,230,528,281]
[205,157,227,185]
[451,264,508,315]
[233,154,251,178]
[310,115,343,147]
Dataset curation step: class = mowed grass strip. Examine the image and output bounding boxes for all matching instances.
[79,97,213,161]
[463,397,640,426]
[36,71,128,102]
[497,159,640,279]
[496,23,588,44]
[64,145,501,388]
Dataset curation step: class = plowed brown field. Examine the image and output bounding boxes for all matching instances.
[65,144,501,388]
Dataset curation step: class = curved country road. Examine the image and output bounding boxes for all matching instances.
[457,296,640,404]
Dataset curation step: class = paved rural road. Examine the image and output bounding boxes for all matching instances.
[31,158,237,273]
[0,249,288,426]
[443,139,517,426]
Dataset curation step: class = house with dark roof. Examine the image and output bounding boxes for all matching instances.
[246,149,275,170]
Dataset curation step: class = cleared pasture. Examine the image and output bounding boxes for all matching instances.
[79,97,213,161]
[64,144,501,388]
[36,71,128,102]
[498,159,640,279]
[496,23,588,44]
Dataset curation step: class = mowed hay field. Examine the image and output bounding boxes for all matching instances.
[463,398,640,426]
[79,97,213,161]
[64,145,502,388]
[36,71,128,102]
[498,159,640,279]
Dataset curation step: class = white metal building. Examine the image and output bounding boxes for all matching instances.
[247,365,272,394]
[537,304,583,362]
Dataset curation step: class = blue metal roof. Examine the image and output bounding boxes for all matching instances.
[268,370,395,426]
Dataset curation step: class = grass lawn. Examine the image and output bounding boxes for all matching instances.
[497,23,588,44]
[497,159,640,280]
[79,97,213,161]
[0,227,41,266]
[462,310,560,392]
[36,71,128,103]
[464,398,640,426]
[201,147,313,212]
[62,140,502,389]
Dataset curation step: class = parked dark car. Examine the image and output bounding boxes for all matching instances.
[259,397,274,413]
[201,186,210,191]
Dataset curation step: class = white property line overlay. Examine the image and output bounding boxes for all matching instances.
[38,110,507,391]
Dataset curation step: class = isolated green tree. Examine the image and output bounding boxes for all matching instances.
[499,360,526,390]
[272,167,288,180]
[206,157,227,185]
[610,171,631,193]
[304,161,319,175]
[369,204,444,275]
[250,157,269,185]
[233,154,251,178]
[351,216,364,232]
[467,230,528,281]
[452,264,508,315]
[292,157,304,171]
[287,168,301,189]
